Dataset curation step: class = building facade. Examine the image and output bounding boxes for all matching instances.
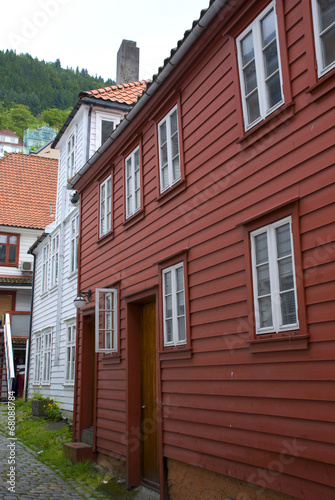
[70,0,335,499]
[0,129,26,157]
[27,81,147,416]
[0,154,57,400]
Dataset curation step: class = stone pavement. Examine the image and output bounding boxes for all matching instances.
[0,405,159,500]
[0,430,106,499]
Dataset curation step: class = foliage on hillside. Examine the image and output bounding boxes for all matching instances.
[0,50,115,138]
[0,50,115,115]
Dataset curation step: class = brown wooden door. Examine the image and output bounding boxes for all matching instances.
[140,302,159,489]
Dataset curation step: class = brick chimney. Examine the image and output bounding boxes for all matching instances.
[116,40,139,84]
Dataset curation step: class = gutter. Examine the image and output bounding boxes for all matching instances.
[67,0,228,189]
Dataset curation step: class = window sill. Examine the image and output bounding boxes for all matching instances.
[155,179,186,206]
[63,383,75,387]
[96,230,114,249]
[237,102,295,150]
[306,68,335,102]
[159,347,192,360]
[123,209,145,229]
[101,353,121,365]
[247,333,309,353]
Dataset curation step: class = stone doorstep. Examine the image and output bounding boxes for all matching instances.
[63,441,96,463]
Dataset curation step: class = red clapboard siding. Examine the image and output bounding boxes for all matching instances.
[73,1,335,498]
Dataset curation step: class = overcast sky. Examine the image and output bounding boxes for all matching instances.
[1,0,209,82]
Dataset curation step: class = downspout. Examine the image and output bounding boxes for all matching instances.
[86,104,93,162]
[24,252,36,401]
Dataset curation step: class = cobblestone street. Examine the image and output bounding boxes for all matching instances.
[0,405,159,500]
[0,428,107,499]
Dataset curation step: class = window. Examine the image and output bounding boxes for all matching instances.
[95,288,118,353]
[70,214,79,273]
[42,330,52,383]
[42,243,49,293]
[65,323,76,383]
[125,146,141,218]
[99,176,112,237]
[101,120,115,145]
[250,217,298,335]
[50,234,59,287]
[236,2,283,130]
[67,132,76,179]
[158,106,180,192]
[0,232,19,267]
[34,330,52,384]
[312,0,335,76]
[162,263,186,346]
[34,335,42,383]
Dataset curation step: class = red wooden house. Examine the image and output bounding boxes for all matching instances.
[69,0,335,498]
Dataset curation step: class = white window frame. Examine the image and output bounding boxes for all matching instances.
[42,330,52,384]
[95,288,118,353]
[99,176,112,237]
[96,113,118,148]
[41,243,49,293]
[311,0,335,77]
[50,233,59,287]
[65,322,76,384]
[236,1,284,130]
[67,130,76,179]
[34,334,42,383]
[70,213,79,274]
[125,146,141,218]
[250,216,299,335]
[158,105,181,192]
[162,262,187,347]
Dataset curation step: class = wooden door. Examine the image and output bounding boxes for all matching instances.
[140,302,159,489]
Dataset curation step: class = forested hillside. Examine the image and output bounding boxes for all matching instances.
[0,50,115,138]
[0,50,115,114]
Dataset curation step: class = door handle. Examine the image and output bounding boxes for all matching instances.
[141,405,146,409]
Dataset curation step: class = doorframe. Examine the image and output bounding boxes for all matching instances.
[125,286,165,497]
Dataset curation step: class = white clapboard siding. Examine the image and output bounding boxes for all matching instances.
[28,101,128,414]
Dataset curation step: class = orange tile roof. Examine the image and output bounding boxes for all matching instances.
[0,153,58,229]
[79,80,148,105]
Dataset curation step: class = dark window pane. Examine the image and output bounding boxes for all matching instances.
[259,296,273,328]
[280,290,297,325]
[266,72,282,109]
[101,120,114,144]
[261,8,276,47]
[8,246,16,263]
[318,0,335,31]
[241,32,254,65]
[263,40,279,78]
[246,91,260,124]
[276,224,291,258]
[0,246,6,263]
[321,25,335,67]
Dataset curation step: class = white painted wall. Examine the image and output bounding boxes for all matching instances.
[28,101,128,415]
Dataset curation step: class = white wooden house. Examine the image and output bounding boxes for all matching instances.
[27,81,147,416]
[0,153,58,400]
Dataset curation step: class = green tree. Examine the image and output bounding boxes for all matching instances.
[8,104,38,138]
[41,108,71,130]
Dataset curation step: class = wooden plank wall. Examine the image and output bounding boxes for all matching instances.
[75,0,335,497]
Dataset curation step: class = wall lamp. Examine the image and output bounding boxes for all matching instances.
[74,289,91,309]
